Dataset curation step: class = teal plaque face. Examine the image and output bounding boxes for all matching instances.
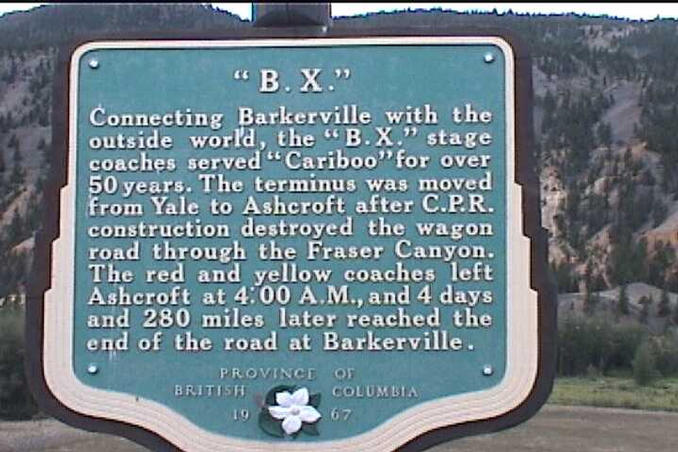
[33,36,553,452]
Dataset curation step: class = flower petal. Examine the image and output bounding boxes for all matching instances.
[275,391,293,407]
[268,405,291,420]
[290,387,309,406]
[299,406,321,423]
[282,415,302,435]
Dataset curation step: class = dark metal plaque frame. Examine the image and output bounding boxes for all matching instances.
[26,22,556,452]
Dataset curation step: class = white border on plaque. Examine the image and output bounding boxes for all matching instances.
[44,36,538,452]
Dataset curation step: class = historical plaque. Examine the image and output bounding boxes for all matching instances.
[28,34,554,451]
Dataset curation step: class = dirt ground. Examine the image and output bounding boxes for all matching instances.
[1,405,676,452]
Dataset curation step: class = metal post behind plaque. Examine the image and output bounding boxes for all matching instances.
[253,3,332,28]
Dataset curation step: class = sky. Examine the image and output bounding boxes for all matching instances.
[1,2,678,21]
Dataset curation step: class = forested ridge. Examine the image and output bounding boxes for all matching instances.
[2,4,678,295]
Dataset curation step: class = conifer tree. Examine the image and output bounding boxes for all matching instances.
[639,295,651,323]
[618,284,630,316]
[658,287,671,317]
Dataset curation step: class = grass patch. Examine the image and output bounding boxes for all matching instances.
[549,376,678,412]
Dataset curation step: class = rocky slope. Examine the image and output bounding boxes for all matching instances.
[1,5,678,296]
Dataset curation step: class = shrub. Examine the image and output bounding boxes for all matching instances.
[0,306,37,420]
[632,339,660,386]
[654,331,678,376]
[557,314,646,376]
[608,323,646,371]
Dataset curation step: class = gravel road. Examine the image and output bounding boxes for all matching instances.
[1,405,676,452]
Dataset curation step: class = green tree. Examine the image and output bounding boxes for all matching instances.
[658,287,671,317]
[7,134,18,150]
[618,284,630,316]
[9,161,24,187]
[583,284,597,314]
[6,210,24,245]
[597,121,612,147]
[639,295,652,324]
[632,340,659,386]
[12,147,21,164]
[649,241,674,286]
[0,307,38,419]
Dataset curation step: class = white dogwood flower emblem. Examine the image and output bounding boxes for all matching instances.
[268,387,321,435]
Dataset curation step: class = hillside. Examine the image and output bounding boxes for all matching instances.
[1,4,678,298]
[559,282,678,332]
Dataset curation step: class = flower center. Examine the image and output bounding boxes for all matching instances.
[291,407,301,416]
